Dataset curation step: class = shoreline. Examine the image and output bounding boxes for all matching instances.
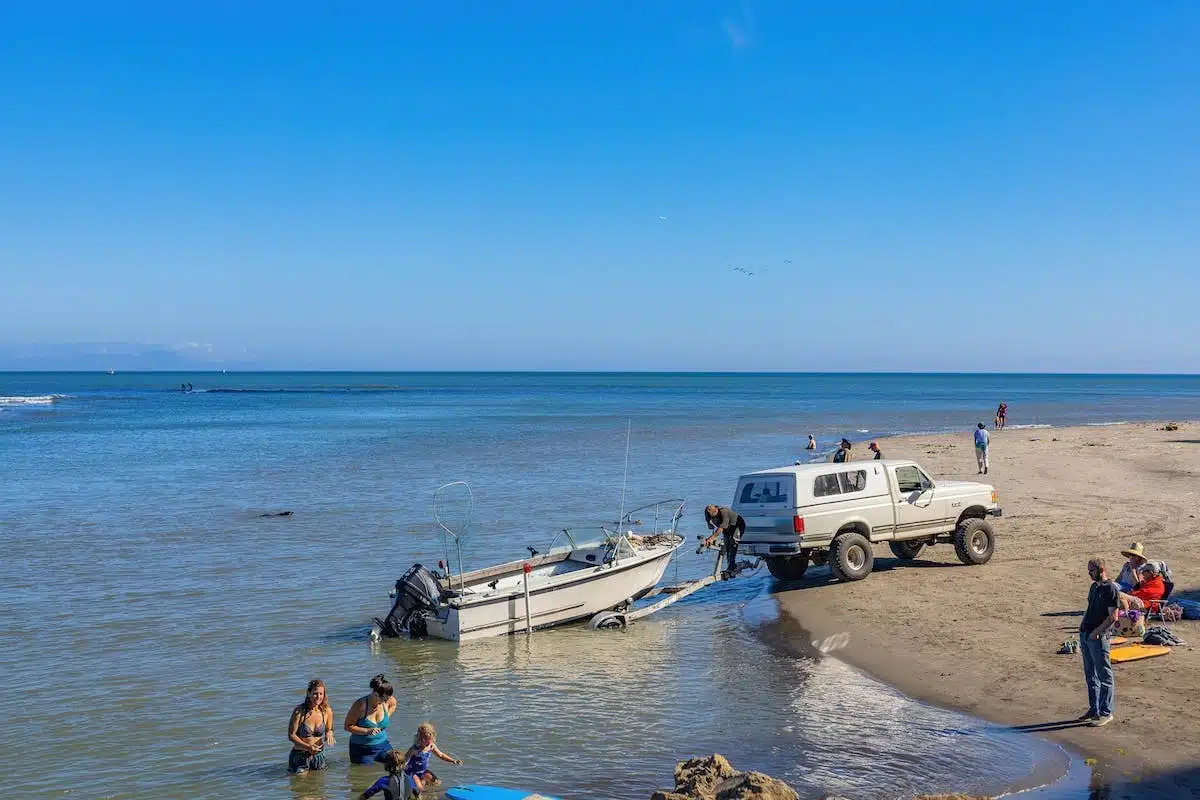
[772,420,1200,796]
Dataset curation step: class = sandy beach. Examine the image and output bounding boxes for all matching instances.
[774,421,1200,795]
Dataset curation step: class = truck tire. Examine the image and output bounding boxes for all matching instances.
[888,540,924,561]
[765,553,810,581]
[829,532,874,582]
[954,518,995,565]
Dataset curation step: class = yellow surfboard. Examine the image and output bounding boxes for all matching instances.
[1110,644,1170,663]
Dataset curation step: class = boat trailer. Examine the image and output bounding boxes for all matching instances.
[587,541,758,631]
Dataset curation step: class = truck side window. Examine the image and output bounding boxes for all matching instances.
[739,483,756,503]
[895,466,922,493]
[838,470,867,493]
[813,474,841,497]
[916,469,934,489]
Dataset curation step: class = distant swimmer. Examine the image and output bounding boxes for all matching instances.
[188,383,194,392]
[805,435,816,450]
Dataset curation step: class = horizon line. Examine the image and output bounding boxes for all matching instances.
[2,369,1199,378]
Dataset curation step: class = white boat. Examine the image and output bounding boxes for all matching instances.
[374,493,686,642]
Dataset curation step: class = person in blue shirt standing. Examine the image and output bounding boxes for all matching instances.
[974,423,990,475]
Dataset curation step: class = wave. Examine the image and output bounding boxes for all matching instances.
[0,394,64,406]
[1085,420,1129,426]
[1005,423,1052,429]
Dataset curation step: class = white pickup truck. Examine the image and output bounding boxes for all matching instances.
[732,459,1002,582]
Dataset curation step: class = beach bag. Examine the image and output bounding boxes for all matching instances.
[1115,609,1146,638]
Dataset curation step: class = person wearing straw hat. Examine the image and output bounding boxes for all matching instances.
[1115,543,1148,591]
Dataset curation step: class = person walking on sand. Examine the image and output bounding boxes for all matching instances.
[805,434,816,450]
[868,441,883,460]
[973,423,990,474]
[833,438,852,463]
[995,402,1008,430]
[1080,558,1120,726]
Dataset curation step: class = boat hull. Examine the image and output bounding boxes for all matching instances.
[426,549,676,642]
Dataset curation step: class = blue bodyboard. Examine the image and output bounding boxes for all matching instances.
[444,786,564,800]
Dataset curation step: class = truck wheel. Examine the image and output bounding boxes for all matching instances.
[954,518,995,565]
[766,553,810,581]
[888,540,924,561]
[829,532,874,581]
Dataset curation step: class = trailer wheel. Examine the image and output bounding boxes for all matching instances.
[588,611,627,631]
[888,540,924,561]
[765,553,810,581]
[829,532,874,581]
[953,518,995,565]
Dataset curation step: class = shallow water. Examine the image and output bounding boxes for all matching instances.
[6,372,1197,798]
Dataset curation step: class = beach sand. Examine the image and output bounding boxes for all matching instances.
[773,421,1200,795]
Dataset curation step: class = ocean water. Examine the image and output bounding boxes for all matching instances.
[3,372,1198,799]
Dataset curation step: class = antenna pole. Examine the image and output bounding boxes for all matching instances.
[618,419,631,530]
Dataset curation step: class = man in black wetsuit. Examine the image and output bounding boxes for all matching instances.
[702,504,745,579]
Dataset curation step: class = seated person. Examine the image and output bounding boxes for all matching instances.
[1115,542,1148,591]
[1130,562,1167,607]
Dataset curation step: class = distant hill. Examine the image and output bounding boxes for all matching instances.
[0,342,256,371]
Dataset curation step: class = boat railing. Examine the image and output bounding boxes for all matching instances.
[551,500,685,566]
[617,498,686,535]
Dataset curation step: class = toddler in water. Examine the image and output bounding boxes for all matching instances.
[404,722,463,797]
[360,725,463,799]
[359,750,407,800]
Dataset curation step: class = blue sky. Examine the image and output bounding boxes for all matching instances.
[1,2,1197,371]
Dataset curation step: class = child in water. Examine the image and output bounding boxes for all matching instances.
[403,722,463,797]
[360,750,406,800]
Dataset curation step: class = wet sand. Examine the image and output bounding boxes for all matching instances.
[773,421,1200,795]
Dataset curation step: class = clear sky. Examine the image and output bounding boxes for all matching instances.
[1,2,1197,371]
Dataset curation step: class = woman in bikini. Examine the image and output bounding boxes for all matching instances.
[344,674,398,764]
[287,679,335,773]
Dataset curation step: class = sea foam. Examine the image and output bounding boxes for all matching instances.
[0,394,63,406]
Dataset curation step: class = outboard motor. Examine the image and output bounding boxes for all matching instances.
[374,563,443,638]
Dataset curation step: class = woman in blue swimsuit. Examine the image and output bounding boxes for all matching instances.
[287,679,334,773]
[344,674,397,764]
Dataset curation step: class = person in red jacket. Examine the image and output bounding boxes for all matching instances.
[1130,562,1167,606]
